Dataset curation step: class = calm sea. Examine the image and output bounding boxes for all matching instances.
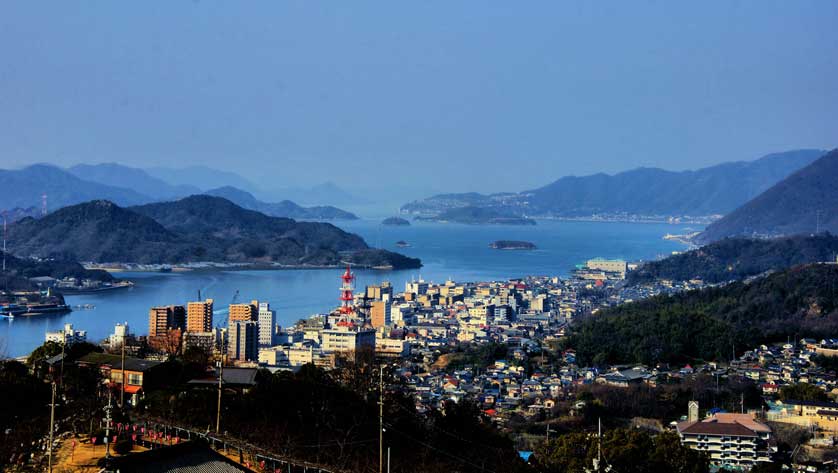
[0,219,697,357]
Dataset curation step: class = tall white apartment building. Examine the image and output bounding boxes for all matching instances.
[258,302,276,347]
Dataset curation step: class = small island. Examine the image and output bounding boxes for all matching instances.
[489,240,537,250]
[382,216,411,226]
[417,206,537,225]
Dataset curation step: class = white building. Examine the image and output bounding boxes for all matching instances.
[375,337,410,358]
[585,258,628,279]
[405,279,429,295]
[109,322,130,347]
[676,412,774,468]
[321,326,376,354]
[259,343,320,367]
[45,323,87,345]
[258,302,276,347]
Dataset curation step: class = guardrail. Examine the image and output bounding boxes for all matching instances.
[112,419,344,473]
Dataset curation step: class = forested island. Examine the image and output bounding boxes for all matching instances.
[417,206,536,225]
[489,240,536,250]
[6,196,421,270]
[0,252,113,291]
[382,216,410,226]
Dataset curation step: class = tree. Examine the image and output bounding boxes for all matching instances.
[0,360,51,470]
[26,340,63,365]
[779,383,828,402]
[533,428,708,473]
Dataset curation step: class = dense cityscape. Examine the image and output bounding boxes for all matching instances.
[2,2,838,472]
[3,247,838,472]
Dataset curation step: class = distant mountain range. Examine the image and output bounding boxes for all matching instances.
[144,165,367,207]
[68,163,201,200]
[144,165,259,193]
[402,149,826,219]
[0,164,150,211]
[262,181,372,207]
[0,163,358,220]
[204,186,358,220]
[6,196,420,269]
[698,148,838,243]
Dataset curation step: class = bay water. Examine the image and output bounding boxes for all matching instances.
[0,219,696,357]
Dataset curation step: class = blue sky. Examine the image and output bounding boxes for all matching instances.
[0,1,836,198]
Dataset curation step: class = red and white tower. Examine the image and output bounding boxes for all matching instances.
[338,265,355,316]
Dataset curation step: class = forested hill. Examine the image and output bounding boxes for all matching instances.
[0,251,113,291]
[698,148,838,243]
[628,234,838,284]
[7,197,420,269]
[568,264,838,366]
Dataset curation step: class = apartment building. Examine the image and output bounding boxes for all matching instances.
[187,299,214,332]
[257,302,276,347]
[677,413,774,468]
[370,300,391,328]
[148,305,186,337]
[228,320,258,362]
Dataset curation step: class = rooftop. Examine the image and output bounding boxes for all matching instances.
[78,353,163,372]
[104,440,257,473]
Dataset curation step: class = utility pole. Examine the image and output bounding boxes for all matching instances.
[2,211,6,273]
[47,376,56,473]
[585,418,603,473]
[216,360,223,433]
[120,340,126,407]
[104,388,113,460]
[597,417,602,471]
[379,365,384,473]
[59,331,66,391]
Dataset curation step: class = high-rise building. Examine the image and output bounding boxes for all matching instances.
[149,305,186,337]
[370,300,391,328]
[228,320,258,362]
[187,299,214,332]
[229,300,258,325]
[257,302,276,347]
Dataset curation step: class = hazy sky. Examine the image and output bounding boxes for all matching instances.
[1,1,836,197]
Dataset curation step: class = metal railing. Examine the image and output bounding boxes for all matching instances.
[117,419,344,473]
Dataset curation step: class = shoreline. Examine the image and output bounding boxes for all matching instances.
[86,261,412,274]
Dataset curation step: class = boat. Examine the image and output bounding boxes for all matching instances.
[395,240,411,248]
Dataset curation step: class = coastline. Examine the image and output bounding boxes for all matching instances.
[85,261,408,273]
